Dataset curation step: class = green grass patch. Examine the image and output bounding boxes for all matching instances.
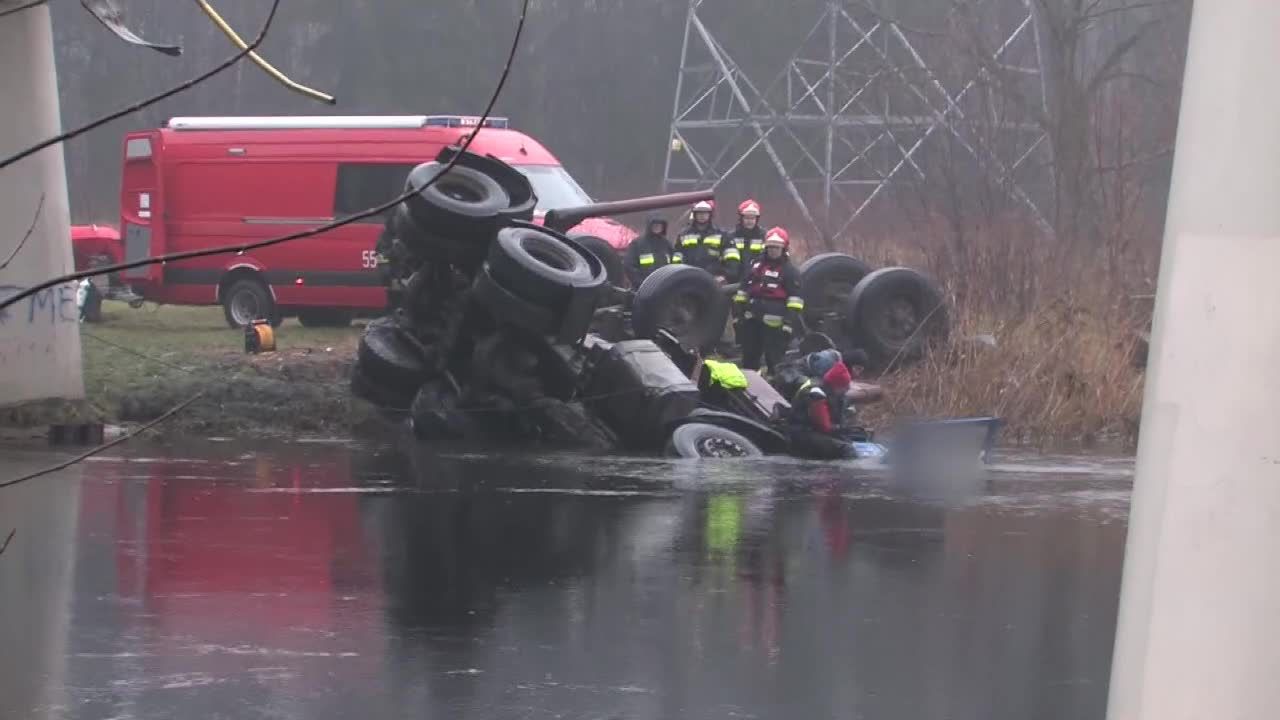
[75,301,383,438]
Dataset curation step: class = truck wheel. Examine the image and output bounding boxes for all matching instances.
[846,267,949,371]
[471,265,561,336]
[222,278,278,329]
[569,234,626,286]
[434,145,537,221]
[487,225,597,305]
[357,317,435,393]
[631,264,729,352]
[403,161,510,240]
[800,253,872,324]
[664,422,763,459]
[297,309,352,327]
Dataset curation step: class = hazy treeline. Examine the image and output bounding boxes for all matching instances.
[49,0,1191,300]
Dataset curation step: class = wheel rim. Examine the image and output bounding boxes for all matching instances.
[658,292,701,337]
[230,290,260,326]
[439,178,483,203]
[874,298,921,344]
[524,238,574,271]
[811,279,856,318]
[695,435,751,458]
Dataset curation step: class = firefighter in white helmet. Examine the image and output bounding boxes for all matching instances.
[675,199,737,283]
[733,226,804,373]
[729,199,766,281]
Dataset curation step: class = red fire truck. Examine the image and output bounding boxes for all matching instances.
[117,115,637,328]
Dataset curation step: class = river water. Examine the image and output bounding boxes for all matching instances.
[1,439,1133,720]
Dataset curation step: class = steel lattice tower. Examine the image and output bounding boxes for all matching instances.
[662,0,1054,242]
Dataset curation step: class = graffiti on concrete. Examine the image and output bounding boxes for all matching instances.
[0,284,79,326]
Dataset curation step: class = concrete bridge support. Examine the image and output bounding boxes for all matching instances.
[1107,1,1280,718]
[0,3,84,407]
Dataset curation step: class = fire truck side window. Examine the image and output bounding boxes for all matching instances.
[333,163,416,222]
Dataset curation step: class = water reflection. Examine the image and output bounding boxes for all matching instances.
[9,440,1127,719]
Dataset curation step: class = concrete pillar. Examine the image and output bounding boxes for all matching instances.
[1106,1,1280,719]
[0,4,84,406]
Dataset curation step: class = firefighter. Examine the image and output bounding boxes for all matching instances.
[729,199,766,279]
[787,360,856,460]
[733,226,804,373]
[623,216,676,287]
[676,200,737,282]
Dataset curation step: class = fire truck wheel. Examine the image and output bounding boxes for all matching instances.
[297,309,352,328]
[403,161,510,239]
[845,267,949,371]
[222,277,279,329]
[470,264,561,336]
[357,317,435,393]
[568,234,626,286]
[631,264,729,352]
[487,226,597,306]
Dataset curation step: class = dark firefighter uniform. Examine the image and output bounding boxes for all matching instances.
[676,200,740,282]
[623,216,677,287]
[733,226,804,372]
[787,361,856,460]
[729,199,767,280]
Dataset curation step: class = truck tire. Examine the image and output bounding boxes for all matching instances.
[403,161,510,240]
[471,265,561,336]
[569,234,626,286]
[487,225,596,305]
[664,422,763,459]
[434,145,537,221]
[800,253,873,326]
[297,309,352,327]
[222,277,279,329]
[631,264,729,352]
[357,317,435,393]
[846,267,949,371]
[679,409,790,454]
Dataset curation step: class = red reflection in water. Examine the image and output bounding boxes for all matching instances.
[80,446,381,644]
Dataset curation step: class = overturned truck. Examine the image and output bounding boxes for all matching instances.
[351,146,961,458]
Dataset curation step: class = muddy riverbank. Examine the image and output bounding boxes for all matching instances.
[1,303,386,441]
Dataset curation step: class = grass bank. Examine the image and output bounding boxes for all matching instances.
[75,302,382,439]
[860,301,1147,450]
[843,220,1154,451]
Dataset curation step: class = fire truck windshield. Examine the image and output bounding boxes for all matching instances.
[513,165,593,211]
